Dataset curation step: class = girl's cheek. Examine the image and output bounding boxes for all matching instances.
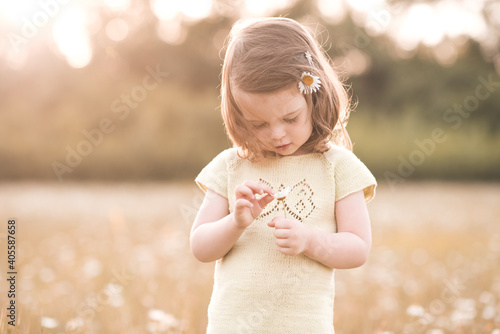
[253,131,266,147]
[257,131,276,150]
[256,129,269,141]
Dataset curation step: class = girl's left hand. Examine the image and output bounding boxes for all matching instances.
[268,217,311,256]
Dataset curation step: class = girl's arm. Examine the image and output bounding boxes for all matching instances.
[305,190,372,268]
[268,190,371,269]
[190,181,275,263]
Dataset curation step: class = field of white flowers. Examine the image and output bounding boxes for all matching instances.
[0,181,499,333]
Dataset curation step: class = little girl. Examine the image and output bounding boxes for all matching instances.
[191,17,376,333]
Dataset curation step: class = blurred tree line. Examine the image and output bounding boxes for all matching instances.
[1,0,499,182]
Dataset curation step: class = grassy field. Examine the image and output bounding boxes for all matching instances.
[0,181,499,333]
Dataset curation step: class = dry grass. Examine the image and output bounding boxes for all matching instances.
[0,181,499,333]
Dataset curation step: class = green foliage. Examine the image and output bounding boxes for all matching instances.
[1,0,499,181]
[349,112,500,181]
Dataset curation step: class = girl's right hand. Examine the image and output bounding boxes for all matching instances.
[233,180,275,229]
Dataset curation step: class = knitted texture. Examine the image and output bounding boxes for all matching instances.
[195,145,376,334]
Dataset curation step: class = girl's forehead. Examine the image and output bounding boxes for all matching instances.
[233,86,307,120]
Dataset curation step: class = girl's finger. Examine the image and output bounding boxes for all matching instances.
[268,216,283,228]
[273,229,288,239]
[242,180,276,197]
[241,180,264,194]
[278,247,293,255]
[275,239,289,247]
[274,218,291,229]
[258,193,275,208]
[235,198,253,210]
[235,185,255,200]
[261,185,276,196]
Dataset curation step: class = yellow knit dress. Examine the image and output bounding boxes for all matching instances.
[195,145,377,334]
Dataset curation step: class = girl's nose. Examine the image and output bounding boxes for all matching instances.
[271,124,286,140]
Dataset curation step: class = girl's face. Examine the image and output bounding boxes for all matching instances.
[234,85,313,156]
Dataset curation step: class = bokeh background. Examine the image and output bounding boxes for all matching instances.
[0,0,500,333]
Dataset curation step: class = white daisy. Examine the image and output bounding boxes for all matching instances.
[273,187,291,201]
[273,187,291,218]
[305,51,314,66]
[298,72,321,94]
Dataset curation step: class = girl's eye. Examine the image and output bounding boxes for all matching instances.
[284,116,298,123]
[252,123,267,129]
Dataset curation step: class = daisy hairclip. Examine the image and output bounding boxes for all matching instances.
[298,72,321,95]
[273,187,291,218]
[305,51,314,66]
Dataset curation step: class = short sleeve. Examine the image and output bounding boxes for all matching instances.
[324,145,377,202]
[195,149,236,198]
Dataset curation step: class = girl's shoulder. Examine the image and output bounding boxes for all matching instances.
[211,147,239,159]
[219,147,240,161]
[202,147,241,170]
[321,143,358,164]
[196,148,241,196]
[322,144,377,202]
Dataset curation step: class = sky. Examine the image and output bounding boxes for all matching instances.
[0,0,496,69]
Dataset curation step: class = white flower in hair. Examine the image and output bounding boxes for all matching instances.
[298,72,321,94]
[305,51,314,66]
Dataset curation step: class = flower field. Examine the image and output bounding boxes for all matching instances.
[0,181,499,333]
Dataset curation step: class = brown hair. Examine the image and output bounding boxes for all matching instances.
[220,17,352,160]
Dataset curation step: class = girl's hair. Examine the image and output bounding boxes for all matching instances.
[220,17,352,160]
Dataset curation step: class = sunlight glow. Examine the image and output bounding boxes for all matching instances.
[344,0,392,36]
[151,0,212,21]
[388,1,488,50]
[106,18,129,41]
[5,47,29,70]
[392,4,442,49]
[317,0,347,25]
[103,0,132,12]
[0,0,40,22]
[0,0,493,69]
[52,8,93,68]
[243,0,275,16]
[489,2,500,27]
[242,0,292,17]
[435,1,487,40]
[151,0,179,21]
[157,18,186,45]
[178,0,212,21]
[346,0,387,13]
[333,49,371,76]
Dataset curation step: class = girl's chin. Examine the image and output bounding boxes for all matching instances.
[278,146,309,156]
[262,144,310,157]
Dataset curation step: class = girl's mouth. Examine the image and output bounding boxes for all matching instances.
[276,144,290,151]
